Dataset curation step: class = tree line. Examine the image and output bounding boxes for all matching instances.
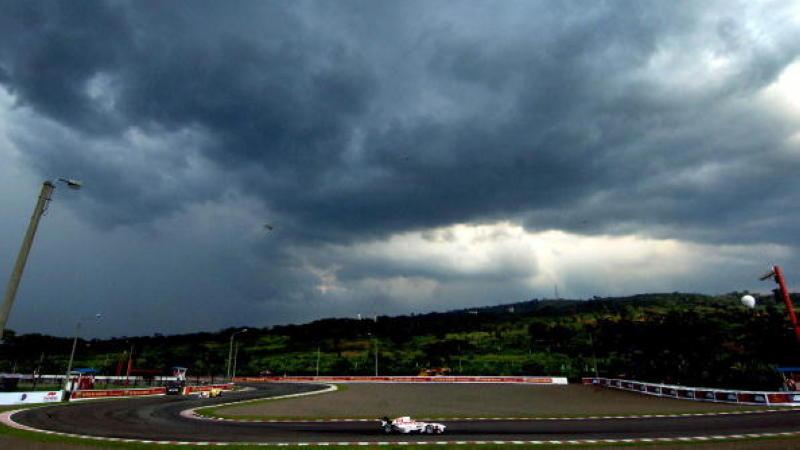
[1,292,797,389]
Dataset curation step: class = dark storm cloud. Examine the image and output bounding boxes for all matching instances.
[0,0,376,228]
[0,1,131,132]
[2,0,800,335]
[2,0,799,245]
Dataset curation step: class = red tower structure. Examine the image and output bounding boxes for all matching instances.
[760,265,800,343]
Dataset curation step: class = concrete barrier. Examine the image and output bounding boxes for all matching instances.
[583,377,800,406]
[235,376,568,384]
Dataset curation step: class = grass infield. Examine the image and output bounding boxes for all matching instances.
[200,384,773,421]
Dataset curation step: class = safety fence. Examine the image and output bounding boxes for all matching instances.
[583,377,800,406]
[1,375,237,392]
[34,375,180,382]
[235,376,568,384]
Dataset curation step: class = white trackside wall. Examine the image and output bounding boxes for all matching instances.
[235,376,569,384]
[584,377,800,406]
[0,390,63,405]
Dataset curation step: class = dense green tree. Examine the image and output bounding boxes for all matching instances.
[2,293,798,389]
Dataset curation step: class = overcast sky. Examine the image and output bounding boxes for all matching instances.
[1,0,800,337]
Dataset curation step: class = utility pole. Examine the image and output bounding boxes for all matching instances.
[33,352,44,390]
[589,333,599,378]
[372,315,379,376]
[232,343,240,379]
[374,338,379,376]
[227,329,247,380]
[65,321,82,390]
[316,345,321,376]
[0,182,54,340]
[126,344,134,385]
[64,313,101,392]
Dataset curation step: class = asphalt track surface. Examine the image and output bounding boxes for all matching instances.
[11,383,800,444]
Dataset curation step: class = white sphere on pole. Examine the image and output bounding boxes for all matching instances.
[741,295,756,308]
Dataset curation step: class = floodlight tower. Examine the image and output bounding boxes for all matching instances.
[759,265,800,343]
[0,179,82,340]
[227,328,247,379]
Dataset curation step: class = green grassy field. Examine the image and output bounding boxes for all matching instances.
[200,384,772,420]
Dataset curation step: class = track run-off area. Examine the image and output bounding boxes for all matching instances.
[5,383,800,446]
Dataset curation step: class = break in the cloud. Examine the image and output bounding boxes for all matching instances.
[0,0,799,337]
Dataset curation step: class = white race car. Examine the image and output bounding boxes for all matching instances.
[380,416,446,434]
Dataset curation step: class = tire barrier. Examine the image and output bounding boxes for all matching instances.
[234,376,568,384]
[583,377,800,406]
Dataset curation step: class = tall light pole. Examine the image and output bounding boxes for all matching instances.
[369,316,379,376]
[316,345,321,376]
[0,178,82,341]
[65,313,102,391]
[367,330,378,376]
[588,332,600,378]
[227,328,247,379]
[232,343,240,379]
[374,337,379,376]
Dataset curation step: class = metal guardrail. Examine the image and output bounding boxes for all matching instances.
[583,377,800,406]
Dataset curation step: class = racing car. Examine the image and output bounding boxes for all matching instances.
[380,416,446,434]
[198,388,223,399]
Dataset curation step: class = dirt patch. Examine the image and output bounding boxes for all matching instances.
[219,384,771,418]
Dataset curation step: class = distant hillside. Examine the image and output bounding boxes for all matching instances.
[1,292,797,389]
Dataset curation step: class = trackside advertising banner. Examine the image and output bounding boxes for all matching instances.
[583,377,800,406]
[235,376,568,384]
[0,390,63,405]
[70,387,166,401]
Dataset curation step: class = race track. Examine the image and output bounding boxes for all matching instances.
[8,383,800,445]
